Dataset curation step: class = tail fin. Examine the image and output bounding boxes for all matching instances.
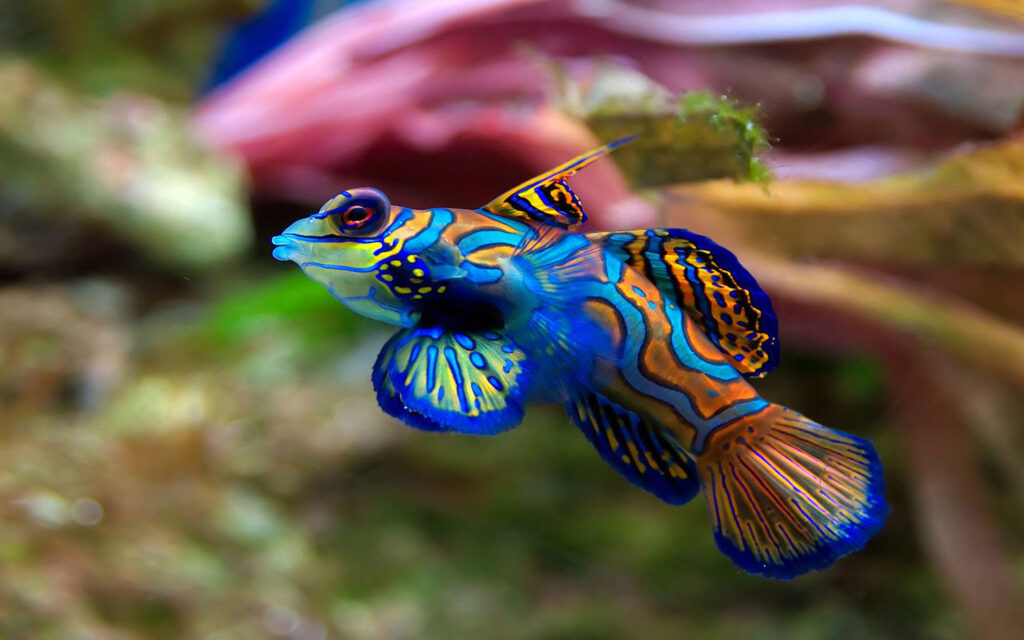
[697,404,887,579]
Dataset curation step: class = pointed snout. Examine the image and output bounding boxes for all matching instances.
[271,216,324,262]
[271,233,297,261]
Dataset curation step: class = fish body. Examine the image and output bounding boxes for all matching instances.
[273,138,887,579]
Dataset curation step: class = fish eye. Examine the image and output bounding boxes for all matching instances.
[322,188,390,237]
[342,205,373,228]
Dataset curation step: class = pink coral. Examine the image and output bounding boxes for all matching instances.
[193,0,1024,226]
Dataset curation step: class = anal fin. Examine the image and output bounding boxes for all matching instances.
[567,391,700,505]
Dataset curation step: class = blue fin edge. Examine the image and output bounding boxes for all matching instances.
[668,228,780,378]
[715,432,888,580]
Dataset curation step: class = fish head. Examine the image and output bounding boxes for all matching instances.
[272,187,423,327]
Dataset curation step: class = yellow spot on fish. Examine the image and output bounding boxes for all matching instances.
[413,294,423,300]
[390,259,402,267]
[438,286,447,293]
[605,428,619,450]
[381,274,394,281]
[627,443,645,472]
[669,465,688,479]
[412,268,425,277]
[417,286,432,294]
[395,286,412,294]
[410,278,423,284]
[407,255,417,263]
[621,454,631,464]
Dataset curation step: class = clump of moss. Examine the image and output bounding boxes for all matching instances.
[551,62,772,187]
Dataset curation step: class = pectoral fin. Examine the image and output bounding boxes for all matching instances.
[373,326,533,435]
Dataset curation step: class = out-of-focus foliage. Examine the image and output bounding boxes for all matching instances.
[0,61,251,270]
[0,0,259,99]
[0,279,937,640]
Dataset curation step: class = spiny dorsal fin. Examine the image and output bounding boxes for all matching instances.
[481,136,635,228]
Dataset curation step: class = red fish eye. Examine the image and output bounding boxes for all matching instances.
[342,205,372,227]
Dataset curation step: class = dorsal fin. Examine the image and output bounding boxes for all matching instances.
[481,136,635,228]
[588,228,780,378]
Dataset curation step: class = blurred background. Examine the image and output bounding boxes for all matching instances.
[2,1,1023,638]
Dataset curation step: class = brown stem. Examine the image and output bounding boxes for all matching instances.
[740,254,1024,388]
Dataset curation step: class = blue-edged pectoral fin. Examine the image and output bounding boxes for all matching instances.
[372,326,534,435]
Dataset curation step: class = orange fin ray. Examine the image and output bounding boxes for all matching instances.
[697,405,887,579]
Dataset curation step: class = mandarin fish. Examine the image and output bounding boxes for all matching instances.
[272,136,887,579]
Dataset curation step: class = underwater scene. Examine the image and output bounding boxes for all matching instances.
[1,1,1022,638]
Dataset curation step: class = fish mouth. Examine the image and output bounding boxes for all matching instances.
[271,234,298,261]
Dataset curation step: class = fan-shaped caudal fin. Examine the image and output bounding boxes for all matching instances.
[697,404,887,579]
[481,136,635,228]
